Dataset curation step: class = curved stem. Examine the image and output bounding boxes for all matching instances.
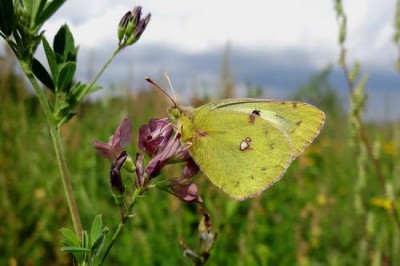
[20,61,83,237]
[81,47,122,100]
[100,222,124,265]
[100,188,143,264]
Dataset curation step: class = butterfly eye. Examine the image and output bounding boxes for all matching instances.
[252,110,261,116]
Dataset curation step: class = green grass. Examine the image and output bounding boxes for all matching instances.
[0,70,399,265]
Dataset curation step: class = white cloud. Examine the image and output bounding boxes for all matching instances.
[1,0,398,120]
[42,0,397,70]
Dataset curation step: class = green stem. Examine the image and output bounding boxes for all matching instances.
[81,47,122,100]
[100,188,143,264]
[50,126,83,236]
[20,61,83,237]
[100,222,124,265]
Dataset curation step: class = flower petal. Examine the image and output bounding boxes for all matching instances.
[93,140,112,158]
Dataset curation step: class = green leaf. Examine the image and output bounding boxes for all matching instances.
[57,62,76,92]
[90,230,107,260]
[54,24,77,64]
[36,0,66,26]
[90,215,103,244]
[82,230,89,249]
[53,25,68,61]
[88,84,102,93]
[56,101,70,117]
[61,246,90,254]
[72,83,102,105]
[0,0,15,36]
[60,227,81,247]
[58,112,77,127]
[67,82,85,106]
[32,57,55,92]
[22,0,33,17]
[31,0,47,29]
[42,36,59,86]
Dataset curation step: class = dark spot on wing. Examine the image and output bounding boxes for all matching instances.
[269,142,275,150]
[261,167,267,172]
[296,120,303,126]
[275,114,284,119]
[249,110,260,124]
[235,181,240,187]
[249,175,254,180]
[292,102,298,108]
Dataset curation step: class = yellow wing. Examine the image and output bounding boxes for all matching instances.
[180,98,325,200]
[193,98,325,158]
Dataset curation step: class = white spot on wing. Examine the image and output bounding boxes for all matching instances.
[239,137,252,151]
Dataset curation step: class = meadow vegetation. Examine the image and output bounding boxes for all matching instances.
[0,0,399,265]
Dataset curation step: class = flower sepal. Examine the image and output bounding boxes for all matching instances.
[122,154,136,173]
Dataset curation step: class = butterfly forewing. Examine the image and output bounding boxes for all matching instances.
[199,98,326,158]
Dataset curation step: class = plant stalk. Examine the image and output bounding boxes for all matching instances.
[20,61,83,237]
[336,34,400,231]
[100,188,143,264]
[81,47,122,100]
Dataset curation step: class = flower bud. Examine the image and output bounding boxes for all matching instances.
[125,13,151,46]
[118,11,131,43]
[110,151,127,204]
[125,6,141,37]
[118,6,151,47]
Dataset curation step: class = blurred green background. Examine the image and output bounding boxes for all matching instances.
[0,40,399,265]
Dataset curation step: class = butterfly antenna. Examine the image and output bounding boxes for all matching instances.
[145,76,177,107]
[164,72,177,104]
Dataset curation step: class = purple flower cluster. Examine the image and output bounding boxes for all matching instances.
[93,117,202,203]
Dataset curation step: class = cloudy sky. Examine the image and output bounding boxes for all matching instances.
[8,0,400,120]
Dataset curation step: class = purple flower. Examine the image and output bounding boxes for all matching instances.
[138,118,173,157]
[182,158,200,180]
[110,151,127,194]
[136,117,202,202]
[93,117,132,161]
[145,133,188,178]
[168,181,203,203]
[164,158,202,203]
